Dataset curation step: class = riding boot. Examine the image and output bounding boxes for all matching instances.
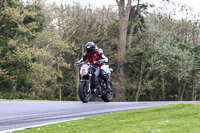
[106,80,112,91]
[101,70,112,91]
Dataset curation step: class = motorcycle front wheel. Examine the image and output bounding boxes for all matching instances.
[79,82,91,103]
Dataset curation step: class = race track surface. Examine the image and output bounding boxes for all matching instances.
[0,101,198,132]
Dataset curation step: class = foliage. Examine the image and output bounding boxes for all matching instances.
[0,0,45,98]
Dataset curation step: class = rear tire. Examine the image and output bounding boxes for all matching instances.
[101,82,113,102]
[79,82,91,103]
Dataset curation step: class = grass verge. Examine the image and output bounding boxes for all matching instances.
[14,104,200,133]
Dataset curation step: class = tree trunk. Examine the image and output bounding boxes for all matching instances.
[136,58,143,101]
[127,0,140,50]
[161,72,165,101]
[180,82,186,101]
[192,76,197,101]
[76,62,80,100]
[127,24,134,50]
[115,0,132,101]
[57,59,62,101]
[177,79,181,101]
[59,86,62,101]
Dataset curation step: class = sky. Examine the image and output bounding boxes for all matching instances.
[45,0,200,11]
[44,0,200,20]
[32,0,200,20]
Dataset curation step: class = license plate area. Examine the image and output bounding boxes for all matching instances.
[80,68,88,75]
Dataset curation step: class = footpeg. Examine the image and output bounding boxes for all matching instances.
[106,89,113,92]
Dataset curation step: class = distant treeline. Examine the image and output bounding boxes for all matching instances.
[0,0,200,101]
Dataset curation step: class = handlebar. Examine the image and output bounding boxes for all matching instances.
[74,61,100,67]
[74,62,85,66]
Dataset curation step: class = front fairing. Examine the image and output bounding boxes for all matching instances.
[80,64,89,76]
[80,64,92,81]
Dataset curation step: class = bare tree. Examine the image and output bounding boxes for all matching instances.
[115,0,132,101]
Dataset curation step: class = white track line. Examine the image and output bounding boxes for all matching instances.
[0,117,83,133]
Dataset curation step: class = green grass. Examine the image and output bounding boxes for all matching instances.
[14,104,200,133]
[0,99,6,101]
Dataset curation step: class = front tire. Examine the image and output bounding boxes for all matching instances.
[79,82,91,103]
[101,82,113,102]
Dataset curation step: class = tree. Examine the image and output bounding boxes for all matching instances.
[146,41,194,101]
[52,3,119,100]
[0,0,45,99]
[115,0,132,101]
[146,0,200,101]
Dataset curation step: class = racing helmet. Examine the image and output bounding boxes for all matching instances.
[85,42,95,55]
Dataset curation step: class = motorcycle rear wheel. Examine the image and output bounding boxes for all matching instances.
[101,82,113,102]
[79,82,91,103]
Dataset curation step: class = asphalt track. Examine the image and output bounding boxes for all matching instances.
[0,101,199,132]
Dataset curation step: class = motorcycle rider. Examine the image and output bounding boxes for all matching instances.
[75,42,112,91]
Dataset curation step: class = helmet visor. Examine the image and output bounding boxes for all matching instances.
[87,47,95,55]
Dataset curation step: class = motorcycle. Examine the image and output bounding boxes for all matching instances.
[74,62,113,103]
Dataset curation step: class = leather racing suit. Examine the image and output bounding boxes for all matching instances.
[78,49,111,90]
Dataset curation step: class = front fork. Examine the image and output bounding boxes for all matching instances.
[87,74,92,93]
[81,74,92,93]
